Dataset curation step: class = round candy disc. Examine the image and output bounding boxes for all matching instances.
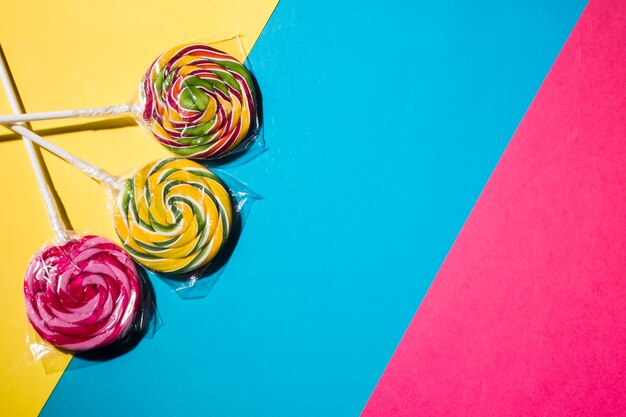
[24,235,141,351]
[113,158,233,274]
[141,43,257,159]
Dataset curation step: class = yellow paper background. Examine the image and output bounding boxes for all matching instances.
[0,1,278,415]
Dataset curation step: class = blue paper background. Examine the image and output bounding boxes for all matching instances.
[42,1,587,415]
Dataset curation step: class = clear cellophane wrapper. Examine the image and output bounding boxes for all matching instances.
[131,34,265,167]
[25,231,162,373]
[109,158,261,299]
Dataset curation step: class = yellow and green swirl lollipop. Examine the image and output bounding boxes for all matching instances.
[4,125,235,276]
[113,158,233,274]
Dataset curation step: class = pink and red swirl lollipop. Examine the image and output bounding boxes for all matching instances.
[0,55,144,353]
[24,235,141,351]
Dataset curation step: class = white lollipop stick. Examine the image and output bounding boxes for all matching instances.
[0,51,71,243]
[0,103,135,125]
[5,124,123,192]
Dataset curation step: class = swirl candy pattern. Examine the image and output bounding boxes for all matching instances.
[114,158,233,274]
[142,43,257,159]
[24,236,141,351]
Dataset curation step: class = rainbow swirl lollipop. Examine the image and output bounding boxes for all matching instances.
[113,158,233,274]
[24,236,141,351]
[0,42,259,161]
[141,43,257,159]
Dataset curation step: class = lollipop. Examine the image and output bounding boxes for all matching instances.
[5,125,234,275]
[0,55,142,352]
[24,236,141,351]
[114,158,233,273]
[142,43,256,159]
[0,41,258,160]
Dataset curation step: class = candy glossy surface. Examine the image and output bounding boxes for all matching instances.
[142,44,257,159]
[24,235,141,351]
[114,158,233,273]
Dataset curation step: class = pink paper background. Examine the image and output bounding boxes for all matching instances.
[362,0,626,415]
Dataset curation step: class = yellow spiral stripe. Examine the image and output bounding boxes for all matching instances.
[113,158,233,274]
[141,43,257,159]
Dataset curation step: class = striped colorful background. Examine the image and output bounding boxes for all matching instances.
[3,0,625,415]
